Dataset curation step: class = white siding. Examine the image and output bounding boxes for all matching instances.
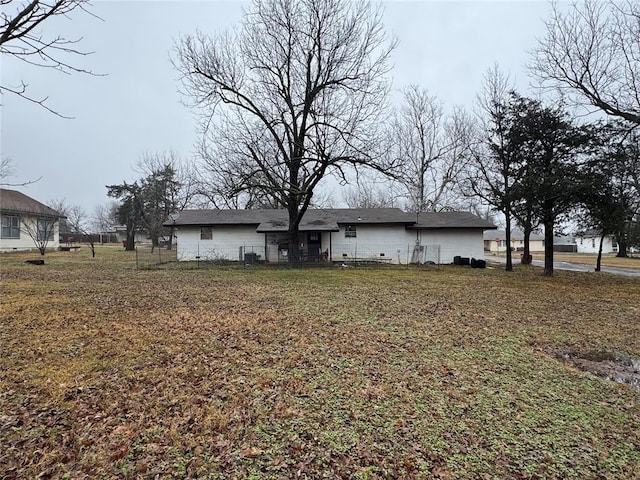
[414,229,486,264]
[176,226,265,261]
[175,223,489,265]
[484,239,545,254]
[329,225,408,263]
[0,214,60,252]
[328,226,488,264]
[576,235,617,254]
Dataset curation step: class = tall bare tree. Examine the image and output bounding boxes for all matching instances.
[342,171,400,209]
[174,0,396,262]
[391,85,474,212]
[462,68,520,271]
[530,0,640,125]
[1,0,98,116]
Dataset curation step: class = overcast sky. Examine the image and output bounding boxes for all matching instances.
[1,0,554,216]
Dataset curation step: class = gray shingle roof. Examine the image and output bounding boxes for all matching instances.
[411,211,497,230]
[165,208,496,230]
[0,188,61,218]
[165,208,417,228]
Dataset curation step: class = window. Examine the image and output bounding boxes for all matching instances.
[200,226,213,240]
[345,225,356,238]
[37,219,54,241]
[1,215,20,239]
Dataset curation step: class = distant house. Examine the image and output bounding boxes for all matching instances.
[575,230,618,254]
[483,230,545,254]
[114,225,149,246]
[0,188,63,252]
[483,229,577,254]
[163,208,496,264]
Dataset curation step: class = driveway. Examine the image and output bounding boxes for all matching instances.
[485,255,640,277]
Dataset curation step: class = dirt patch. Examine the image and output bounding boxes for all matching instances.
[553,349,640,389]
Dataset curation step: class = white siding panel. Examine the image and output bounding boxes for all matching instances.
[176,226,265,261]
[0,215,60,252]
[175,224,489,265]
[576,236,616,254]
[329,225,409,263]
[415,229,486,264]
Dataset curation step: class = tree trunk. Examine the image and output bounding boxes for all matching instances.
[167,227,174,250]
[616,236,628,257]
[543,220,554,277]
[596,233,604,272]
[504,211,513,272]
[126,228,136,251]
[287,206,301,265]
[522,228,532,264]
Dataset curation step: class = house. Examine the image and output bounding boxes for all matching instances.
[114,225,149,246]
[0,188,63,252]
[164,208,496,264]
[483,230,545,254]
[574,230,618,254]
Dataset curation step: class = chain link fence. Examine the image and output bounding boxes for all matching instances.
[134,244,177,269]
[134,242,442,269]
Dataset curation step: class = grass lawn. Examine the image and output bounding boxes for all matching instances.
[532,252,640,270]
[1,247,639,479]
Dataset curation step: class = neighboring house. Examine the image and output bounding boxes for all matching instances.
[483,230,545,254]
[553,235,578,253]
[164,208,496,264]
[0,188,62,252]
[114,226,149,246]
[575,230,618,254]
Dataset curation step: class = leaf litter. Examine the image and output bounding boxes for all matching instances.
[1,248,639,479]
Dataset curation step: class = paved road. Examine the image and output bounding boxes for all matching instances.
[485,255,640,277]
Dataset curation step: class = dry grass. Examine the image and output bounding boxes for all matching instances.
[1,248,639,479]
[531,252,640,269]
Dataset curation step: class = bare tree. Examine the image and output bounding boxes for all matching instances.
[342,171,399,209]
[0,157,41,186]
[530,0,640,125]
[91,201,118,239]
[390,85,475,212]
[174,0,396,262]
[47,197,103,256]
[21,215,56,257]
[461,68,519,271]
[1,0,98,116]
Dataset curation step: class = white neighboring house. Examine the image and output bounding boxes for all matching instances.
[0,188,63,252]
[574,230,618,254]
[164,208,497,264]
[483,230,545,254]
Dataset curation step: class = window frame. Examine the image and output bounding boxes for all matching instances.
[1,214,21,239]
[200,226,213,240]
[345,225,357,238]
